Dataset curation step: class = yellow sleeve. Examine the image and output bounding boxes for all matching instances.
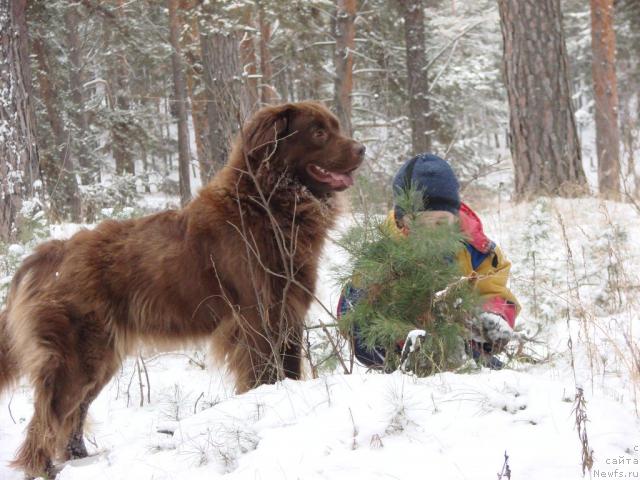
[457,245,521,316]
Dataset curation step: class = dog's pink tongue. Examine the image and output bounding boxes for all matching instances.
[327,171,354,189]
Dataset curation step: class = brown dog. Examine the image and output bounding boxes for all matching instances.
[0,101,364,477]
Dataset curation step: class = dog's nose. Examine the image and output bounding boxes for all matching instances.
[354,143,366,157]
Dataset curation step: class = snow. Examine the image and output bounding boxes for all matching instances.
[403,329,427,353]
[2,0,637,474]
[6,244,24,257]
[2,365,638,479]
[1,197,640,480]
[399,329,427,371]
[479,312,513,342]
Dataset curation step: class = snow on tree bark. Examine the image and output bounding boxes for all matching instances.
[239,7,259,116]
[0,0,42,242]
[257,1,275,105]
[498,0,588,199]
[200,30,243,180]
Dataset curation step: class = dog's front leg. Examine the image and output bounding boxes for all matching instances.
[281,321,303,380]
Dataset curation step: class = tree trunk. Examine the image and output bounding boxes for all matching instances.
[257,1,275,105]
[498,0,587,199]
[65,2,95,184]
[168,0,192,206]
[201,31,243,180]
[333,0,356,136]
[590,0,621,199]
[32,36,81,222]
[0,0,42,242]
[186,81,208,187]
[396,0,432,154]
[239,8,259,117]
[180,1,209,186]
[616,0,640,195]
[106,0,134,176]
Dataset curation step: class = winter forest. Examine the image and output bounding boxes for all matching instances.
[1,0,640,479]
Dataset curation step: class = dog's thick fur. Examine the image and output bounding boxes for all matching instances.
[0,101,364,477]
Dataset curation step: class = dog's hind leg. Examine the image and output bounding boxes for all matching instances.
[65,400,91,460]
[64,348,120,461]
[13,353,108,476]
[64,386,107,460]
[9,305,88,478]
[11,357,82,478]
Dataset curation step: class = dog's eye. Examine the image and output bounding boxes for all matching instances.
[313,128,327,139]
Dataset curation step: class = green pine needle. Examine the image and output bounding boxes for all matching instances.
[336,208,480,375]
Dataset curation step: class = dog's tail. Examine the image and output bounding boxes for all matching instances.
[0,309,19,395]
[0,240,65,396]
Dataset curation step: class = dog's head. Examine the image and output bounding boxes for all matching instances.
[239,101,365,195]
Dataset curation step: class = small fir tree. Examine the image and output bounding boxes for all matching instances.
[337,187,481,375]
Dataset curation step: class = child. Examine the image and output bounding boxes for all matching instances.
[338,153,520,370]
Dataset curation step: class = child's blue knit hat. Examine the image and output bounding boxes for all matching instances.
[392,153,460,218]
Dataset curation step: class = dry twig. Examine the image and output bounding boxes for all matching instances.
[573,387,594,476]
[497,451,512,479]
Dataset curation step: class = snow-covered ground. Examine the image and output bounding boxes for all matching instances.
[1,197,640,479]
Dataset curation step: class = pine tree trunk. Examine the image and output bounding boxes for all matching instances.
[32,36,81,222]
[200,31,243,180]
[180,2,209,186]
[65,2,95,184]
[157,98,169,173]
[239,8,259,117]
[168,0,192,206]
[106,0,134,176]
[333,0,356,136]
[257,1,275,105]
[32,36,66,180]
[187,85,209,186]
[616,0,638,195]
[498,0,587,199]
[396,0,432,154]
[590,0,621,199]
[0,0,42,242]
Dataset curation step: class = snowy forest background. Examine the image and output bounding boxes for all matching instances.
[1,0,640,479]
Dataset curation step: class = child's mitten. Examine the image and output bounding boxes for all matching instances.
[478,311,513,352]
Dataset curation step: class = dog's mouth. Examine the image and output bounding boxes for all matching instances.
[306,164,360,191]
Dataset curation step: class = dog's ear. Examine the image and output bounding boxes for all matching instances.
[242,104,294,164]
